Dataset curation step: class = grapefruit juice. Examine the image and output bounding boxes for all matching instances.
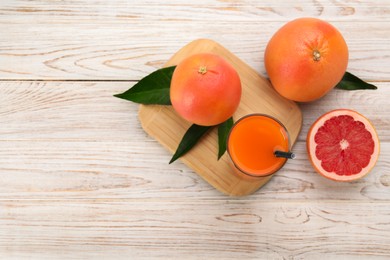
[227,114,290,179]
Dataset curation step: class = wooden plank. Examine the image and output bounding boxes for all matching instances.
[1,81,388,142]
[1,200,390,259]
[0,139,389,201]
[0,81,138,142]
[0,81,388,200]
[1,1,390,80]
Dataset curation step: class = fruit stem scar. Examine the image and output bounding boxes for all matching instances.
[313,49,321,61]
[340,139,349,150]
[198,66,207,74]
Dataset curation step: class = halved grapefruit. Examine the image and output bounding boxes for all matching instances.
[307,109,380,182]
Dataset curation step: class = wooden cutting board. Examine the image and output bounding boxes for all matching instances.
[138,39,302,196]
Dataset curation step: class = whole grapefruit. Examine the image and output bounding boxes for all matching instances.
[264,17,349,102]
[307,109,380,182]
[170,53,242,126]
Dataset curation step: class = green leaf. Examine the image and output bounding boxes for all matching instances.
[169,124,212,164]
[218,117,234,160]
[114,66,176,105]
[336,71,377,90]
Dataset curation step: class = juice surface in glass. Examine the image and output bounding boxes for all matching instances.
[227,114,290,178]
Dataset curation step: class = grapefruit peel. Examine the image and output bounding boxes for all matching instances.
[307,109,380,182]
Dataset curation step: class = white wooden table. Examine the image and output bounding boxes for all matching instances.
[1,1,389,259]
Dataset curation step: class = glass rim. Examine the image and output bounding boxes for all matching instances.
[227,113,291,178]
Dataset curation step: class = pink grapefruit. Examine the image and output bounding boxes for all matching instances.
[307,109,380,182]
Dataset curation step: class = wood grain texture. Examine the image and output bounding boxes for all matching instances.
[1,1,390,80]
[0,81,389,201]
[1,0,390,258]
[1,200,390,259]
[139,39,302,196]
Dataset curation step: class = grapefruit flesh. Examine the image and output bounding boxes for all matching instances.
[307,109,379,181]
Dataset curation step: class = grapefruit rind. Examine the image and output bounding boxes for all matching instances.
[264,18,349,102]
[307,109,380,182]
[170,53,242,126]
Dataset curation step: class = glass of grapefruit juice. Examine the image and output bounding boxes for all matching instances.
[227,114,294,180]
